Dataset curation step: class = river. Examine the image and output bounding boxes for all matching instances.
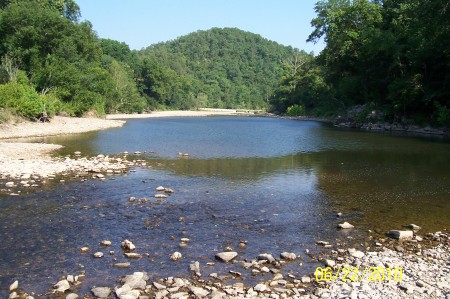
[0,116,449,295]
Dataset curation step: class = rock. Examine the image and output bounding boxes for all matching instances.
[189,261,201,276]
[93,252,104,258]
[165,188,174,194]
[280,252,296,261]
[100,240,112,246]
[115,284,141,299]
[258,253,276,263]
[80,246,89,253]
[348,248,365,258]
[170,252,183,261]
[325,259,336,267]
[66,294,79,299]
[301,276,311,283]
[5,182,14,188]
[8,292,18,299]
[9,280,18,292]
[74,151,81,155]
[408,224,422,231]
[54,280,70,292]
[180,238,190,243]
[338,222,354,229]
[336,212,343,217]
[114,262,131,268]
[215,251,238,262]
[189,286,209,298]
[91,287,111,298]
[388,230,413,241]
[156,186,165,191]
[254,284,267,292]
[153,282,166,290]
[316,241,329,246]
[124,252,142,259]
[154,194,168,199]
[415,235,423,242]
[121,239,136,251]
[122,274,146,290]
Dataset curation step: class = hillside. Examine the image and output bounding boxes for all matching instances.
[138,28,296,110]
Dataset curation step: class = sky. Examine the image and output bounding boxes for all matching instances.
[76,0,325,54]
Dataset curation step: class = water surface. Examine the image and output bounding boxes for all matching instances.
[1,117,449,295]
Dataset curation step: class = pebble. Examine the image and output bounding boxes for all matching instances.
[280,252,296,261]
[121,239,136,251]
[124,253,142,259]
[9,280,18,291]
[91,287,111,298]
[388,230,413,241]
[100,240,112,246]
[338,221,354,229]
[170,252,183,261]
[93,252,104,258]
[54,279,70,292]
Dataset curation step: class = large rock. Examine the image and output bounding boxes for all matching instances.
[388,230,413,241]
[215,251,238,262]
[121,273,146,290]
[170,251,183,261]
[189,286,209,298]
[115,284,140,299]
[9,280,18,292]
[91,287,111,298]
[66,294,79,299]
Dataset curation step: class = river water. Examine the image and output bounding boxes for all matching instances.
[0,116,449,295]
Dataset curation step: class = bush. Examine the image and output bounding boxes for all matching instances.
[286,104,304,116]
[0,83,63,120]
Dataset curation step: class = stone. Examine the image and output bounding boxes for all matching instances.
[170,252,183,261]
[388,230,413,241]
[325,259,336,267]
[124,252,142,259]
[189,261,201,276]
[316,241,329,246]
[9,280,18,292]
[55,280,70,292]
[100,240,112,246]
[215,251,238,262]
[408,224,422,231]
[93,252,104,258]
[338,222,354,229]
[5,182,14,188]
[66,294,79,299]
[122,274,146,290]
[91,287,111,298]
[180,238,190,243]
[154,194,168,199]
[280,252,296,261]
[8,292,18,299]
[258,253,276,263]
[254,284,267,292]
[114,262,131,268]
[80,246,89,253]
[153,282,166,290]
[189,286,209,298]
[301,276,311,283]
[348,249,365,258]
[116,284,140,299]
[121,239,136,251]
[156,186,165,191]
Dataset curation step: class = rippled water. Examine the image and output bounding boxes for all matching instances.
[1,116,449,295]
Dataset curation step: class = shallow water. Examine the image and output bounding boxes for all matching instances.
[1,117,449,295]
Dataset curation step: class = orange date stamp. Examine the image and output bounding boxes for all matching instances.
[314,266,403,282]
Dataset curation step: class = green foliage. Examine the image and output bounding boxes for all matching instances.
[138,28,294,110]
[286,104,304,116]
[0,82,61,119]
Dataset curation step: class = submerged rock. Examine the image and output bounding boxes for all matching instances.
[121,239,136,251]
[338,222,354,229]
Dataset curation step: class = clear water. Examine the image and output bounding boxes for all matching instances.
[1,116,449,295]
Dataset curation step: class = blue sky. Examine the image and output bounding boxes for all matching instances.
[76,0,325,54]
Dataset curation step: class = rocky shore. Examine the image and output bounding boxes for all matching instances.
[6,230,449,299]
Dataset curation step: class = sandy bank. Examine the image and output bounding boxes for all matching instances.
[0,116,125,139]
[0,116,126,180]
[106,109,263,119]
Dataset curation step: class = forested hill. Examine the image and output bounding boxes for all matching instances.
[138,28,296,110]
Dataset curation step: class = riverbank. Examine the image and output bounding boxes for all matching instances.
[0,116,126,182]
[7,230,449,298]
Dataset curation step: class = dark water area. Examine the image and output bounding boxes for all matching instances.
[1,117,449,296]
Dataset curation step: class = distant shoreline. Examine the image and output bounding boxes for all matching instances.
[105,109,262,119]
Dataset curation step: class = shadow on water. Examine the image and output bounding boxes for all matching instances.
[1,117,449,295]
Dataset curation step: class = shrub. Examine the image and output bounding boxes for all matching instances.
[286,104,304,116]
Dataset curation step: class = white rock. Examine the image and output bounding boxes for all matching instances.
[121,239,136,251]
[388,230,413,241]
[280,252,296,261]
[258,253,276,263]
[338,222,354,229]
[301,276,311,283]
[254,284,267,292]
[154,193,168,199]
[215,251,238,262]
[189,286,209,298]
[156,186,165,191]
[124,252,142,259]
[66,294,79,299]
[54,280,70,292]
[408,224,421,231]
[325,259,336,267]
[9,280,18,292]
[170,251,183,261]
[100,240,112,246]
[91,287,111,298]
[5,182,15,188]
[93,252,104,258]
